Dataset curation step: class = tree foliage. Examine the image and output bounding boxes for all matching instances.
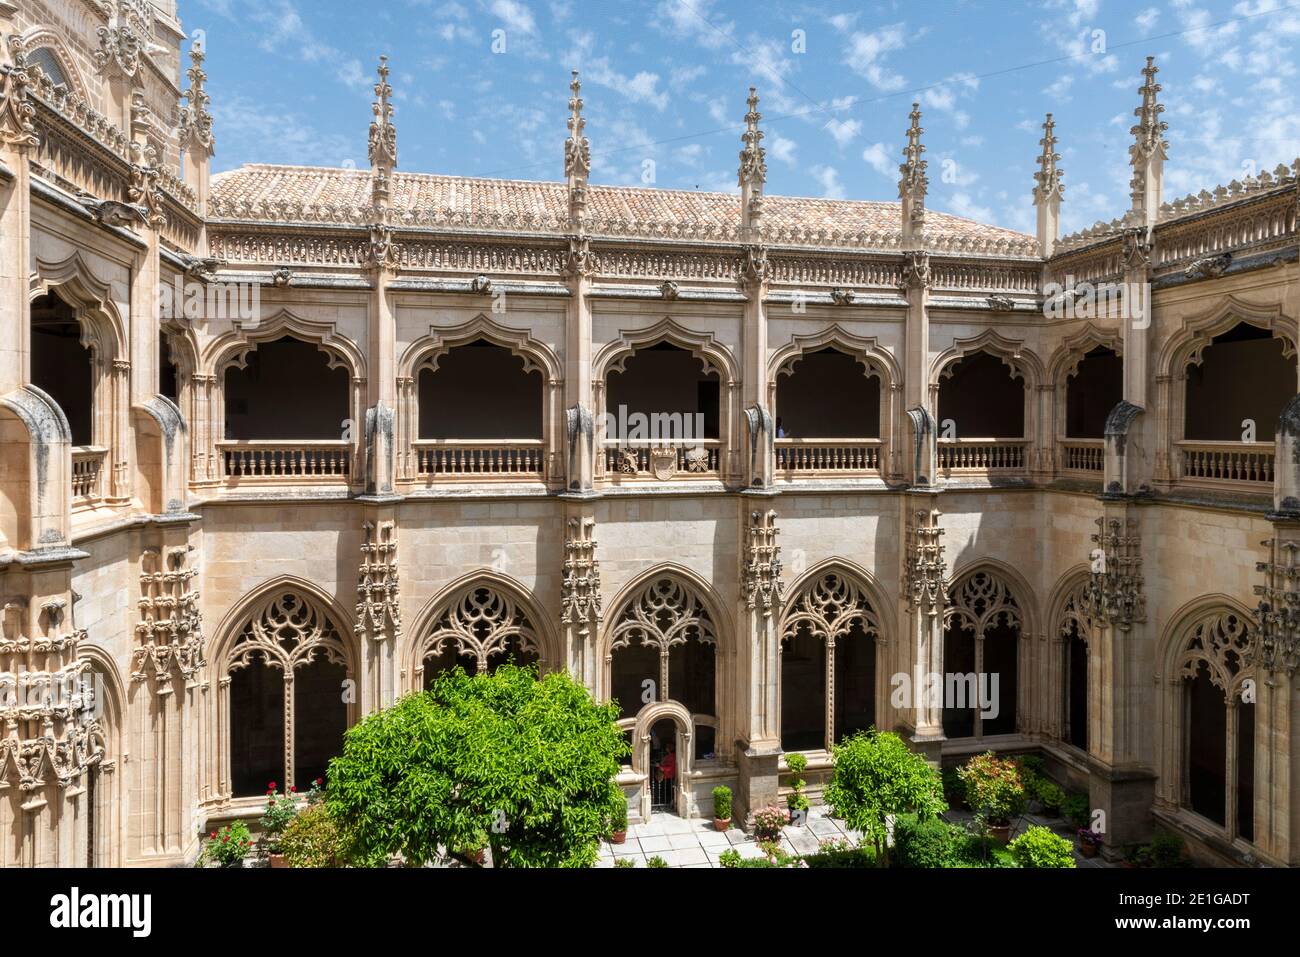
[326,664,630,868]
[823,730,947,865]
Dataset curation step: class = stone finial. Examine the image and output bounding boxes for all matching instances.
[899,102,928,247]
[565,70,590,228]
[1128,56,1168,226]
[1033,113,1064,257]
[369,55,397,172]
[180,40,214,155]
[738,86,766,235]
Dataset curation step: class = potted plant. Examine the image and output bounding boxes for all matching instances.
[753,805,788,842]
[609,800,628,845]
[712,785,733,832]
[202,821,252,868]
[1077,827,1103,858]
[461,828,489,866]
[279,802,342,868]
[957,752,1025,844]
[259,781,300,868]
[785,753,810,824]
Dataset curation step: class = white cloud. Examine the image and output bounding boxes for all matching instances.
[1135,6,1160,31]
[824,117,861,147]
[489,0,537,35]
[861,142,894,179]
[842,24,907,91]
[809,164,846,199]
[654,0,734,50]
[771,135,797,165]
[586,57,669,110]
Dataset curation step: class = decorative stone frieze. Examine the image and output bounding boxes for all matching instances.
[357,521,401,643]
[132,546,205,688]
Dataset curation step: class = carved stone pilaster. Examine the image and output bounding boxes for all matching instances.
[357,521,401,643]
[561,517,601,632]
[898,250,932,291]
[132,546,205,688]
[1253,538,1300,676]
[1082,516,1145,631]
[904,507,946,616]
[742,509,783,616]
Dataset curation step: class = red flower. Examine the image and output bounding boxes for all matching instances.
[210,831,217,839]
[268,781,277,790]
[289,785,297,793]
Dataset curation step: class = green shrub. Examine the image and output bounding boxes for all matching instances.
[785,753,809,814]
[1009,825,1076,868]
[718,848,741,868]
[1036,781,1065,815]
[1149,829,1187,868]
[824,731,946,866]
[202,821,252,868]
[952,831,1019,868]
[802,847,876,868]
[646,855,668,868]
[753,805,788,841]
[279,803,343,868]
[957,752,1026,826]
[712,785,732,821]
[941,766,967,806]
[614,857,636,868]
[893,815,961,868]
[1061,792,1090,830]
[610,799,628,834]
[259,785,299,853]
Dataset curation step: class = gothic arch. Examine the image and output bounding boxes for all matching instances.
[768,325,901,386]
[79,644,124,868]
[204,309,367,381]
[1047,566,1093,747]
[1156,596,1258,844]
[930,329,1044,393]
[208,576,359,673]
[1047,324,1124,385]
[406,571,558,689]
[398,313,562,382]
[1047,566,1093,643]
[599,563,733,668]
[19,28,89,101]
[30,252,127,363]
[780,559,889,644]
[593,316,739,385]
[1157,296,1297,379]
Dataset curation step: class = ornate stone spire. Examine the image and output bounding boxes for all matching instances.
[369,55,397,208]
[565,70,590,228]
[898,102,928,248]
[1033,113,1064,257]
[179,40,214,155]
[738,86,766,237]
[1128,56,1167,228]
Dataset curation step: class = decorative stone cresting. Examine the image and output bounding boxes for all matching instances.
[1082,516,1145,631]
[904,508,946,615]
[561,517,602,634]
[742,509,783,615]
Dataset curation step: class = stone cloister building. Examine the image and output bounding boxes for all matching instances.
[0,0,1297,868]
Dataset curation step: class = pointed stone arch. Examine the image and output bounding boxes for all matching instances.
[406,571,558,689]
[30,252,128,363]
[768,325,901,385]
[207,577,359,801]
[930,329,1044,392]
[205,309,366,380]
[778,559,888,752]
[398,313,561,381]
[1047,566,1093,748]
[1048,324,1124,385]
[593,316,738,384]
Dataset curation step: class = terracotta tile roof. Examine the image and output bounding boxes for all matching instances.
[210,164,1036,255]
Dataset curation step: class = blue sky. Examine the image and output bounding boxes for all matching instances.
[193,0,1300,234]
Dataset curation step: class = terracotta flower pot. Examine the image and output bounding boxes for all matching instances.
[610,830,627,845]
[988,823,1012,844]
[468,848,486,865]
[269,853,288,869]
[713,817,731,832]
[1080,842,1099,859]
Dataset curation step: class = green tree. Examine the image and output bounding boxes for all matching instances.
[326,664,630,868]
[823,730,947,866]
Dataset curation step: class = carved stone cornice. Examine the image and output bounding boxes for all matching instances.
[742,510,783,616]
[357,521,401,643]
[561,517,601,632]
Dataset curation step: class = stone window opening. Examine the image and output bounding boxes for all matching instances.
[160,336,180,405]
[412,339,546,480]
[773,347,887,476]
[937,351,1025,439]
[942,570,1021,740]
[1065,347,1122,438]
[30,292,93,446]
[778,571,881,754]
[221,592,355,799]
[1184,324,1293,442]
[416,584,542,688]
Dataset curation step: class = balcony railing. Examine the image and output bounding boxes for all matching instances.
[1060,438,1104,474]
[414,439,545,479]
[71,446,107,504]
[1177,440,1274,489]
[218,441,352,481]
[775,438,883,475]
[602,440,722,480]
[938,438,1029,474]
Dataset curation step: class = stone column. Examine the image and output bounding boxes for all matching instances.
[560,508,601,691]
[356,517,401,712]
[900,499,946,762]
